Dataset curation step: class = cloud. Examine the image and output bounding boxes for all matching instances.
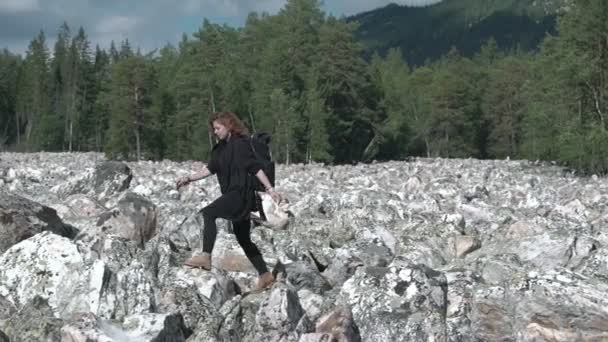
[181,0,240,16]
[397,0,443,6]
[0,10,59,53]
[179,0,287,16]
[250,0,287,14]
[0,0,40,13]
[96,16,141,35]
[182,0,229,15]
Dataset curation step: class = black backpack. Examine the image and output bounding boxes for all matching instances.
[249,132,275,192]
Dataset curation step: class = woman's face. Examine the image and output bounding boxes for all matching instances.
[213,120,230,140]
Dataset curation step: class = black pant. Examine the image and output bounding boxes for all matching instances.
[200,191,268,275]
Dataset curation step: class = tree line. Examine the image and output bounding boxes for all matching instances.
[0,0,606,174]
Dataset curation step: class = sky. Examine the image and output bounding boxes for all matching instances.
[0,0,442,55]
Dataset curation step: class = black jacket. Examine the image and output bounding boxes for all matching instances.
[207,135,263,220]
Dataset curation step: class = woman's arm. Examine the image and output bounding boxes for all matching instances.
[255,169,282,203]
[176,165,212,189]
[189,166,212,182]
[255,169,273,192]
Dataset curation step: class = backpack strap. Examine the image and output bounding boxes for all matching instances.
[249,136,259,159]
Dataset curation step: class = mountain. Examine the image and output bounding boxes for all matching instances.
[349,0,570,65]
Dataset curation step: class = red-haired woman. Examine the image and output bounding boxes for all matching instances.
[176,112,281,291]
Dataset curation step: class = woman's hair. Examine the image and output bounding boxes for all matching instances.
[209,111,250,136]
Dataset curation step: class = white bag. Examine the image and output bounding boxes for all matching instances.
[250,192,291,230]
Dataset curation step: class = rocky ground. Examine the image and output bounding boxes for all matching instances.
[1,152,608,341]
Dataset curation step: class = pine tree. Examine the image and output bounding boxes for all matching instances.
[48,22,71,150]
[168,35,208,161]
[147,43,178,160]
[65,27,93,151]
[405,66,435,157]
[0,50,21,147]
[304,85,332,162]
[367,48,412,160]
[315,17,372,162]
[16,30,51,150]
[105,54,155,160]
[481,53,532,158]
[92,45,111,152]
[425,50,480,158]
[267,88,298,164]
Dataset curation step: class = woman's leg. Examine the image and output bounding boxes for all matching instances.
[185,192,244,269]
[199,191,244,253]
[201,208,218,253]
[232,219,269,275]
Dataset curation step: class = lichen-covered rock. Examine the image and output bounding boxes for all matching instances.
[60,312,115,342]
[65,194,107,218]
[284,260,332,295]
[0,296,64,342]
[0,294,16,320]
[252,283,308,342]
[340,263,447,341]
[93,161,133,204]
[96,192,158,247]
[157,280,220,331]
[313,306,361,341]
[0,232,88,318]
[150,313,193,342]
[3,152,608,341]
[471,270,608,341]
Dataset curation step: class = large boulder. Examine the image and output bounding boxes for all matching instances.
[0,192,78,254]
[0,232,88,318]
[252,283,310,341]
[150,313,193,342]
[339,262,447,341]
[65,194,107,218]
[303,306,361,342]
[0,296,64,342]
[93,161,133,204]
[60,312,115,342]
[157,280,220,331]
[60,312,178,342]
[95,192,158,247]
[471,270,608,341]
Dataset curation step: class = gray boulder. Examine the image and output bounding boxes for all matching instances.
[339,262,447,341]
[0,191,78,254]
[93,161,133,204]
[96,192,158,247]
[0,296,64,342]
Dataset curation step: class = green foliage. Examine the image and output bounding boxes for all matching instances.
[104,54,156,160]
[315,17,372,162]
[16,31,51,150]
[519,0,608,173]
[424,51,481,158]
[481,53,533,158]
[0,49,20,147]
[2,0,607,174]
[304,86,332,163]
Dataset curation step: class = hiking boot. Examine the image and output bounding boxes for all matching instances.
[184,252,211,270]
[253,272,274,292]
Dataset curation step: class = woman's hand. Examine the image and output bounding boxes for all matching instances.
[176,176,191,189]
[266,188,283,203]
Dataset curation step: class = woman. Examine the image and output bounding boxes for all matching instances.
[176,111,282,292]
